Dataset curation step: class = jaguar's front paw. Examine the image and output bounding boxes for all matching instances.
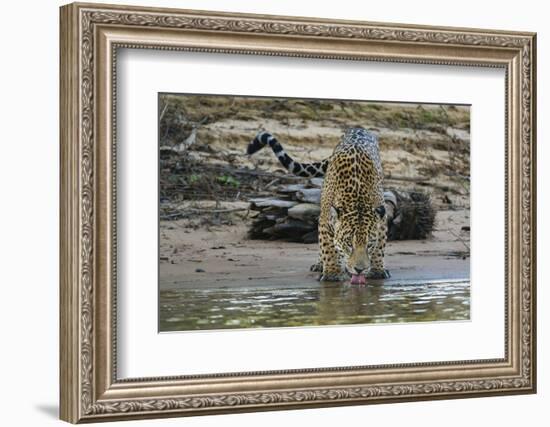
[310,262,323,272]
[320,271,348,282]
[366,268,391,279]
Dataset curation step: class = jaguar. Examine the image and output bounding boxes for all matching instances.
[247,127,390,284]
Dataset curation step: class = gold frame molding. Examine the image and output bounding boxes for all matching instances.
[60,2,537,423]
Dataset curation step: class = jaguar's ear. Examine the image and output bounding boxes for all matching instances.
[330,206,341,220]
[375,205,386,218]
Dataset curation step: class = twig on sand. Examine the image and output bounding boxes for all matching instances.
[160,207,249,220]
[208,166,303,181]
[384,174,430,183]
[263,178,280,190]
[184,207,249,214]
[159,102,168,122]
[445,228,471,252]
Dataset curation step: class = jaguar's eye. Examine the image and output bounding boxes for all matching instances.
[375,205,386,218]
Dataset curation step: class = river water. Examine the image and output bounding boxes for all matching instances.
[159,279,470,331]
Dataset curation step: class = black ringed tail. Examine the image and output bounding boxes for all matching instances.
[247,131,328,178]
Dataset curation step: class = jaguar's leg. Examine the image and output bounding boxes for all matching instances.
[366,216,390,279]
[310,258,323,272]
[318,225,347,282]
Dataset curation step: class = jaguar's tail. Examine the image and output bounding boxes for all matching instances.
[247,131,328,178]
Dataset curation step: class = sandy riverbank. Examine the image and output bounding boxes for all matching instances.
[159,208,469,289]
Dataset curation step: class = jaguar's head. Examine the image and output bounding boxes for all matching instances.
[331,203,386,284]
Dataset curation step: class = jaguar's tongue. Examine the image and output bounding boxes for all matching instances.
[350,274,366,285]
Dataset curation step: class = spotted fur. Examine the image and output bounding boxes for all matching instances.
[248,127,390,282]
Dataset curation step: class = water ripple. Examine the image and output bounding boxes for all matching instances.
[160,280,470,331]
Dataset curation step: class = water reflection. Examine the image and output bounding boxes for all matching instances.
[159,280,470,331]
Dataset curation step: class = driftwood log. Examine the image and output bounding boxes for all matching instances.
[248,179,435,243]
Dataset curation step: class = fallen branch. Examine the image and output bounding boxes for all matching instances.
[248,188,436,242]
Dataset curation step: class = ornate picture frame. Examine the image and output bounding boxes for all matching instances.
[60,2,536,423]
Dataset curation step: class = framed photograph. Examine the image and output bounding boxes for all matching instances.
[60,2,537,423]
